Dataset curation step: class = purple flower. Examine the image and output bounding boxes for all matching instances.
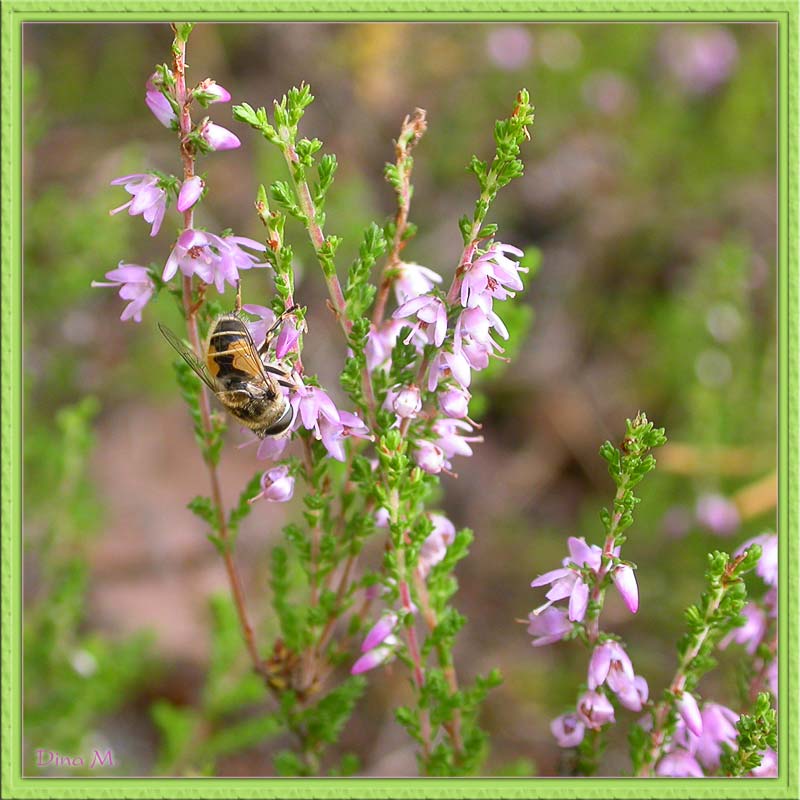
[428,349,472,391]
[527,606,572,647]
[751,748,777,777]
[695,703,739,771]
[530,536,604,623]
[163,229,219,283]
[719,602,768,655]
[242,304,277,350]
[110,173,167,237]
[200,120,241,151]
[394,262,443,304]
[676,691,703,738]
[251,465,295,503]
[439,387,470,419]
[550,712,585,748]
[486,27,533,71]
[318,410,372,462]
[195,78,231,104]
[696,493,740,536]
[459,243,526,308]
[145,76,177,128]
[361,612,398,652]
[417,514,456,578]
[275,318,301,359]
[91,263,155,323]
[350,640,397,675]
[391,385,422,420]
[433,418,483,462]
[660,28,739,95]
[656,750,704,778]
[177,175,205,213]
[292,383,341,437]
[413,439,446,475]
[736,533,778,587]
[366,320,403,372]
[576,690,615,730]
[587,641,648,711]
[453,306,508,372]
[612,563,639,613]
[255,434,290,461]
[206,234,268,294]
[393,294,448,348]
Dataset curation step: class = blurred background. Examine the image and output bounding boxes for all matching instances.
[23,22,777,777]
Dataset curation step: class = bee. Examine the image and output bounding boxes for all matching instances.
[158,307,298,438]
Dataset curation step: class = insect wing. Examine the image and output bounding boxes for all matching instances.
[158,323,217,392]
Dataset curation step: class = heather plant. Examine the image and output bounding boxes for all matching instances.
[525,413,778,777]
[95,23,534,776]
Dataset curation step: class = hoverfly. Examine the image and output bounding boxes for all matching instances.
[158,307,298,438]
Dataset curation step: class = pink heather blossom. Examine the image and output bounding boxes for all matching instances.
[413,439,446,475]
[91,263,155,323]
[275,318,301,359]
[417,514,456,578]
[145,77,177,128]
[676,691,703,737]
[255,434,290,461]
[110,173,167,237]
[587,641,648,711]
[366,320,403,372]
[394,262,443,304]
[195,78,231,104]
[527,606,572,647]
[206,234,268,294]
[695,703,739,771]
[576,690,615,730]
[736,533,778,587]
[200,120,241,151]
[550,712,585,748]
[459,243,526,308]
[656,750,704,778]
[374,508,390,528]
[351,635,398,675]
[177,175,205,212]
[393,294,448,348]
[361,612,398,652]
[433,418,483,461]
[612,563,639,613]
[253,465,294,503]
[696,493,740,536]
[242,304,277,349]
[439,387,470,419]
[719,602,768,655]
[428,348,472,391]
[530,536,604,623]
[391,386,422,420]
[163,229,219,284]
[318,410,372,462]
[660,28,739,95]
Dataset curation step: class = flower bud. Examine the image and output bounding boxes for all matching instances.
[361,612,398,652]
[612,563,639,613]
[550,713,586,748]
[676,691,703,737]
[201,121,241,151]
[258,465,294,503]
[145,88,177,128]
[198,79,231,104]
[393,385,422,419]
[275,319,301,359]
[177,176,205,212]
[413,440,445,474]
[439,387,470,418]
[350,636,397,675]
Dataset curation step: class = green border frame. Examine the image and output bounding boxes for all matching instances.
[2,4,797,798]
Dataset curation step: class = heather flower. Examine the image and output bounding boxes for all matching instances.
[242,304,277,350]
[719,602,768,655]
[177,175,205,212]
[486,27,533,71]
[252,465,295,503]
[91,263,155,323]
[110,173,167,237]
[195,78,231,105]
[696,493,740,536]
[275,317,301,359]
[428,348,472,391]
[576,690,615,729]
[586,641,647,711]
[655,750,704,778]
[611,563,639,613]
[206,234,268,293]
[393,294,448,347]
[255,434,290,461]
[361,612,398,652]
[366,320,403,372]
[145,76,177,128]
[694,703,738,771]
[736,533,777,587]
[459,243,526,308]
[660,28,739,95]
[751,748,777,777]
[413,439,446,475]
[433,418,484,463]
[391,385,422,420]
[530,536,604,623]
[417,513,456,578]
[527,606,572,647]
[291,383,340,435]
[550,712,585,748]
[439,386,470,419]
[200,120,241,151]
[676,691,703,737]
[393,262,443,305]
[318,411,372,462]
[163,228,219,284]
[351,634,398,675]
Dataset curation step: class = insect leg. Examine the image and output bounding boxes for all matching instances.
[258,304,301,356]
